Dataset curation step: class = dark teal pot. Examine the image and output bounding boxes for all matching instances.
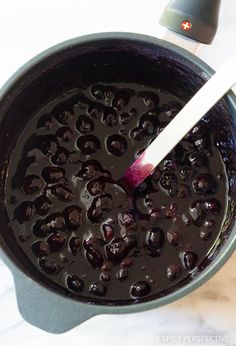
[0,32,235,333]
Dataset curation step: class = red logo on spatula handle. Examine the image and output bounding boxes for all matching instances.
[181,20,192,31]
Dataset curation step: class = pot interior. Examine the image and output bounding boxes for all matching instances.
[0,35,236,305]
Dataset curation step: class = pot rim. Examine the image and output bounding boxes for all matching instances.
[0,32,236,314]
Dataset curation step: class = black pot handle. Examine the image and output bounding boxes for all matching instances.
[159,0,221,44]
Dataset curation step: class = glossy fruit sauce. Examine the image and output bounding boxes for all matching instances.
[6,83,228,304]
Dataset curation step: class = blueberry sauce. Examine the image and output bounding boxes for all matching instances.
[6,83,228,304]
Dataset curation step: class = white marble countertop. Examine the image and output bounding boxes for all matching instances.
[0,0,236,344]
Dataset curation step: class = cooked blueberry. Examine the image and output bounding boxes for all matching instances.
[112,92,130,109]
[83,234,101,251]
[160,172,177,194]
[123,234,138,249]
[89,282,106,296]
[164,101,182,118]
[167,264,181,280]
[87,177,105,196]
[51,185,73,202]
[118,211,136,229]
[104,89,115,102]
[181,251,198,270]
[77,160,102,180]
[103,109,118,127]
[204,219,215,229]
[182,213,192,226]
[14,201,34,223]
[101,261,112,272]
[22,175,44,194]
[156,122,167,136]
[139,114,158,135]
[37,135,58,155]
[39,257,60,274]
[144,196,152,208]
[162,158,178,171]
[135,198,150,216]
[160,172,177,189]
[33,219,49,237]
[195,137,211,151]
[100,272,110,282]
[188,152,207,168]
[51,148,69,165]
[67,275,84,292]
[189,120,209,139]
[136,198,152,215]
[135,181,149,195]
[203,199,220,214]
[86,248,103,268]
[76,92,89,107]
[119,112,133,125]
[34,196,52,215]
[130,281,151,298]
[77,135,101,154]
[101,218,115,241]
[105,237,128,262]
[164,203,177,219]
[180,166,195,180]
[42,213,65,232]
[193,174,217,194]
[42,166,65,183]
[47,233,66,251]
[167,230,180,247]
[37,114,53,130]
[145,227,164,254]
[91,85,104,100]
[106,134,127,156]
[95,194,112,211]
[149,208,163,221]
[54,109,73,124]
[88,103,103,119]
[76,115,94,134]
[69,236,80,255]
[32,241,50,257]
[116,268,128,281]
[200,229,212,240]
[56,127,73,142]
[130,127,145,141]
[189,200,206,226]
[121,257,133,268]
[139,91,159,108]
[63,206,82,229]
[87,202,103,223]
[87,205,103,223]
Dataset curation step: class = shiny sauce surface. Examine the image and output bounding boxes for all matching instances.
[6,83,227,304]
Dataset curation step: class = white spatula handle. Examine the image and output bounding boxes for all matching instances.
[123,53,236,188]
[143,53,236,168]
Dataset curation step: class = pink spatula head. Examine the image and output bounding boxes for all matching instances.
[121,53,236,191]
[122,151,154,189]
